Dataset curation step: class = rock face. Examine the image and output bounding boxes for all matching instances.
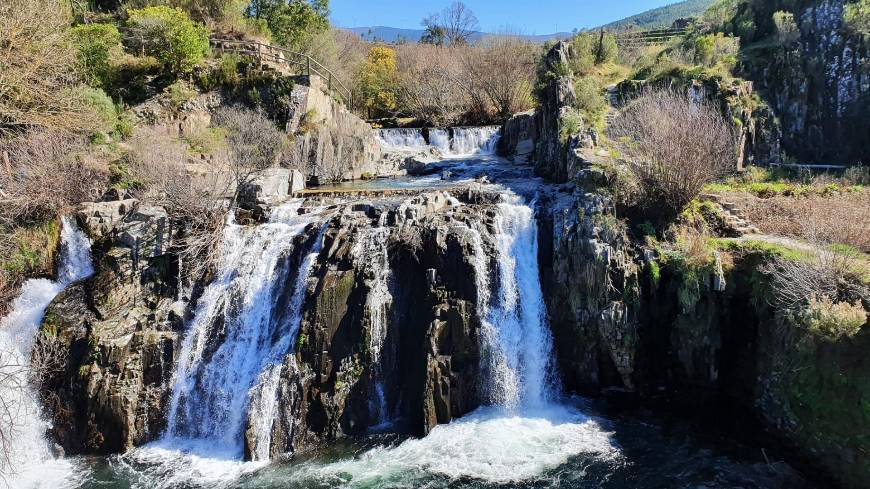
[247,191,499,459]
[43,188,513,462]
[289,77,383,181]
[743,0,869,164]
[532,42,581,183]
[538,181,869,488]
[40,200,182,454]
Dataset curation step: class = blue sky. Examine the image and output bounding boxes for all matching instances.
[329,0,683,34]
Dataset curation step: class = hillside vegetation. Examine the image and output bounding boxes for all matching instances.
[602,0,717,30]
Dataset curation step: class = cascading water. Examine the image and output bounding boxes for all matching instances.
[283,190,618,486]
[163,199,326,460]
[0,218,94,488]
[477,194,555,409]
[376,126,501,156]
[450,126,501,156]
[376,128,428,150]
[352,215,393,425]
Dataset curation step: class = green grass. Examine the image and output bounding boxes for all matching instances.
[709,238,808,261]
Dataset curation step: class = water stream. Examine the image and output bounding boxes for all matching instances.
[4,133,813,488]
[0,218,94,489]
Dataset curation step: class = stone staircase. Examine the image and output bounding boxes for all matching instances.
[700,194,760,236]
[605,85,619,127]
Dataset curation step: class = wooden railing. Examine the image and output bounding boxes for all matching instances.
[615,28,690,46]
[209,38,353,109]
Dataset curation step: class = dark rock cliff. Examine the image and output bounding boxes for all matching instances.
[534,183,869,488]
[39,189,512,460]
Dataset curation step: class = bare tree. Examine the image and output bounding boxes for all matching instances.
[125,127,230,280]
[609,88,738,218]
[463,35,538,120]
[395,44,468,125]
[213,106,288,195]
[420,2,479,46]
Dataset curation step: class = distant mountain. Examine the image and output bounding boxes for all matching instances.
[600,0,716,31]
[346,26,572,44]
[346,1,716,45]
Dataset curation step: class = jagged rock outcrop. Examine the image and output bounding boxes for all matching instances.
[40,200,182,454]
[290,77,384,181]
[538,179,869,488]
[43,188,516,463]
[251,191,501,459]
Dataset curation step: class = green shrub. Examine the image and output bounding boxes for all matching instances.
[844,0,870,35]
[773,10,800,44]
[558,109,584,143]
[126,6,209,76]
[184,126,228,154]
[799,296,867,340]
[573,77,607,129]
[76,86,119,137]
[72,23,122,88]
[165,80,196,110]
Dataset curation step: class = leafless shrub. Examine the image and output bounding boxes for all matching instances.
[126,127,230,279]
[763,247,861,309]
[395,44,468,125]
[213,106,287,193]
[0,0,103,135]
[463,35,538,120]
[0,130,105,226]
[0,329,70,479]
[609,88,738,218]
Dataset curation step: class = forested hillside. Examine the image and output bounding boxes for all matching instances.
[602,0,717,30]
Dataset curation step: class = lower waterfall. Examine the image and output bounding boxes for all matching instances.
[0,218,94,488]
[164,199,326,459]
[281,191,618,486]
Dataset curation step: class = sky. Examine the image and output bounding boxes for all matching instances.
[329,0,684,34]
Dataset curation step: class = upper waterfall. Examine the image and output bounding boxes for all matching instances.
[377,126,501,156]
[0,218,94,488]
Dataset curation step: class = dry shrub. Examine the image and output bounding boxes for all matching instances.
[798,295,867,340]
[213,106,287,193]
[463,35,538,120]
[126,127,230,279]
[0,130,104,225]
[725,190,870,253]
[0,0,103,135]
[609,88,738,218]
[395,44,468,126]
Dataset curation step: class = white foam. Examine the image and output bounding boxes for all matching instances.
[288,405,618,485]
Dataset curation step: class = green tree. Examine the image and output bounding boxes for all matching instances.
[246,0,329,50]
[844,0,870,35]
[126,6,210,76]
[358,46,397,118]
[71,23,122,88]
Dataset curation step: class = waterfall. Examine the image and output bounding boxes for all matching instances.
[280,192,617,486]
[164,199,326,459]
[428,129,451,154]
[352,215,393,425]
[450,126,501,156]
[0,217,93,488]
[376,126,501,156]
[477,194,555,409]
[376,128,428,150]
